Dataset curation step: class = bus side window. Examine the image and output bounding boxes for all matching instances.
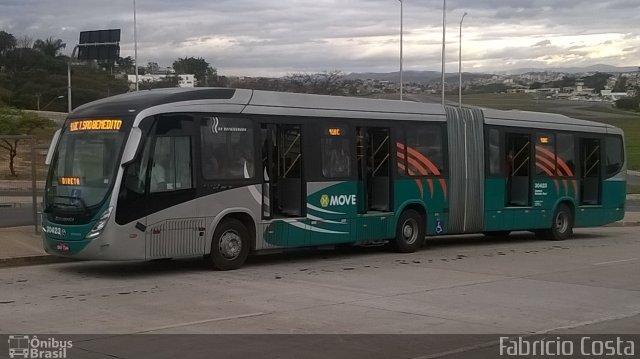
[123,136,152,194]
[149,136,193,193]
[488,128,501,176]
[200,117,254,180]
[605,135,623,178]
[406,125,443,175]
[557,133,576,176]
[321,127,351,178]
[535,133,555,177]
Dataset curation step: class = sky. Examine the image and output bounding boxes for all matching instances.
[1,0,639,77]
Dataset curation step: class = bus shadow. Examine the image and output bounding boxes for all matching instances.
[54,257,211,279]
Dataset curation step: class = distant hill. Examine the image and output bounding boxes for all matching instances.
[343,64,639,84]
[505,64,639,75]
[344,70,492,85]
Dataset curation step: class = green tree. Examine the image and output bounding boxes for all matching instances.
[284,70,345,95]
[139,75,179,90]
[613,76,628,92]
[0,30,16,56]
[172,57,217,86]
[33,37,66,57]
[0,106,55,176]
[582,73,612,93]
[116,56,135,74]
[615,96,640,111]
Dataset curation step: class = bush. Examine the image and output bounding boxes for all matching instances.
[615,96,640,111]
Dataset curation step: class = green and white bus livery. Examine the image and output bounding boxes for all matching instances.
[42,88,626,270]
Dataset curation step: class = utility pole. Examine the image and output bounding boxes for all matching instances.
[134,0,139,91]
[399,0,403,101]
[441,0,446,105]
[458,12,467,108]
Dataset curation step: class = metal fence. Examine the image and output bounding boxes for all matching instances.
[0,135,49,232]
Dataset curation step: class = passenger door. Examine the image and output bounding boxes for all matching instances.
[580,137,601,205]
[506,133,532,207]
[356,127,392,213]
[261,123,305,218]
[144,115,203,259]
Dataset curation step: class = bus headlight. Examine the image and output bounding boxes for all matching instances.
[86,207,113,239]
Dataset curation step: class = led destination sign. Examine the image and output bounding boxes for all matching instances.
[59,177,81,186]
[69,119,122,132]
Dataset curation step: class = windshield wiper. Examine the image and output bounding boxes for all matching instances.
[44,195,88,213]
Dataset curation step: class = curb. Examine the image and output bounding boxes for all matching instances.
[0,255,75,268]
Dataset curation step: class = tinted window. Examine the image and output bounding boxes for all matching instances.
[507,133,530,177]
[488,128,501,176]
[406,125,444,176]
[606,135,623,177]
[582,138,601,178]
[150,136,193,193]
[535,133,555,176]
[322,138,351,178]
[557,133,576,177]
[201,117,254,180]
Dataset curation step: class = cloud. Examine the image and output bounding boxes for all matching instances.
[0,0,639,76]
[533,40,552,47]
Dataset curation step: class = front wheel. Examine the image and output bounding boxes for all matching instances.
[391,209,425,253]
[538,204,574,241]
[208,219,250,270]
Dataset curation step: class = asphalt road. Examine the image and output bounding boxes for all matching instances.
[0,207,36,228]
[2,227,639,336]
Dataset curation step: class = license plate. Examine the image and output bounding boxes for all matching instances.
[56,243,70,251]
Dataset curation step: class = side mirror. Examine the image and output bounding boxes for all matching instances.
[121,127,142,165]
[45,129,61,165]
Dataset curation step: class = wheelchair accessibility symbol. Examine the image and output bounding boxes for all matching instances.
[435,219,444,234]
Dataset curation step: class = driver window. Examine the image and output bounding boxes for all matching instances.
[150,136,193,193]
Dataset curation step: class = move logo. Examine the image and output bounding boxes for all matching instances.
[320,194,356,208]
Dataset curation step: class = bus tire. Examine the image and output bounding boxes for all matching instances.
[540,203,574,241]
[208,218,250,270]
[482,231,511,238]
[392,209,425,253]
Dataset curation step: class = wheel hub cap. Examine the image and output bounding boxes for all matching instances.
[220,230,242,260]
[402,219,418,244]
[556,213,568,233]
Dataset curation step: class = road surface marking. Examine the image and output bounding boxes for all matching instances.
[136,312,266,333]
[594,258,637,266]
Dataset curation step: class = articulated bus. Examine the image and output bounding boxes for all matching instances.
[42,88,626,269]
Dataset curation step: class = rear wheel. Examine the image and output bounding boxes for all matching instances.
[208,218,250,270]
[392,209,425,253]
[538,203,574,241]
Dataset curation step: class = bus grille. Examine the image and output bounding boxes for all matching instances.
[147,218,206,259]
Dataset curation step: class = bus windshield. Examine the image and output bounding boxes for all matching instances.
[46,119,127,212]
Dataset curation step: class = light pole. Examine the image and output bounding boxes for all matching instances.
[458,12,467,108]
[441,0,446,105]
[133,0,139,91]
[399,0,403,101]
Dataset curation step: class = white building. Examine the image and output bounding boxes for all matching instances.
[127,74,195,90]
[601,89,633,101]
